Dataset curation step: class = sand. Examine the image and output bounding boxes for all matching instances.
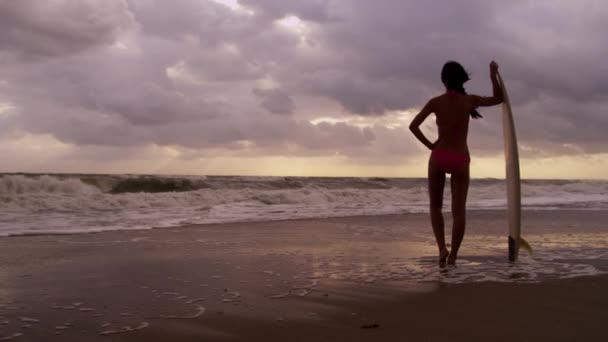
[0,211,607,341]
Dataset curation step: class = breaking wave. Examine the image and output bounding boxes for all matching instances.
[1,174,607,236]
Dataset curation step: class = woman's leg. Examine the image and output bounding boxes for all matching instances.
[428,157,448,263]
[448,164,470,265]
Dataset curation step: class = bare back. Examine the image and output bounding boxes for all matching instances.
[430,93,478,154]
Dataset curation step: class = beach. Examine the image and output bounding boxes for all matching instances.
[1,210,606,341]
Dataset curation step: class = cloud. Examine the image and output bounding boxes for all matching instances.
[253,87,295,115]
[239,0,332,22]
[0,0,133,59]
[1,0,608,173]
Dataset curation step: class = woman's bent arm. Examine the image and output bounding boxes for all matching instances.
[409,100,436,150]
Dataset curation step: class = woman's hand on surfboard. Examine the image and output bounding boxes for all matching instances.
[490,61,499,76]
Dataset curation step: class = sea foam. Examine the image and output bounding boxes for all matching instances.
[1,174,607,236]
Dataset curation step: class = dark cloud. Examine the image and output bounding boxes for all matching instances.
[1,0,607,167]
[128,0,258,42]
[253,88,295,115]
[0,0,133,59]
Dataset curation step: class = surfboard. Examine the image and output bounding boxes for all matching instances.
[497,72,531,261]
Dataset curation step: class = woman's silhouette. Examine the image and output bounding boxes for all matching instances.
[409,61,503,265]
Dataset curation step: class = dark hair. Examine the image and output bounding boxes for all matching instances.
[441,61,482,119]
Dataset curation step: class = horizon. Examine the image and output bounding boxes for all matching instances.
[1,1,607,179]
[2,171,607,182]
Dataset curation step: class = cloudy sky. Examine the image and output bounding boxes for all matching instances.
[1,0,607,178]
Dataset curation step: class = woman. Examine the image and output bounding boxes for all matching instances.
[409,61,502,265]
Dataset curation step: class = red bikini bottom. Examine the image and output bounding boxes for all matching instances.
[431,149,470,174]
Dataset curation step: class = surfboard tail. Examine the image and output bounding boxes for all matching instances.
[509,236,533,262]
[508,235,517,262]
[519,237,533,255]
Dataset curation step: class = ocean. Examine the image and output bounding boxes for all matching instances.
[1,173,608,237]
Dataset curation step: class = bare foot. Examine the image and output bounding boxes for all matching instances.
[439,249,450,265]
[447,254,457,265]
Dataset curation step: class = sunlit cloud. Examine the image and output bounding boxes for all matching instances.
[112,41,128,50]
[277,15,306,32]
[209,0,255,14]
[166,61,202,85]
[0,102,16,116]
[209,0,242,11]
[275,15,309,43]
[310,110,418,129]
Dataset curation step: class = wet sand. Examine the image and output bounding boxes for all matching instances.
[0,211,607,341]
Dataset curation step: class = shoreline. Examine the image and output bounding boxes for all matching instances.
[2,208,608,239]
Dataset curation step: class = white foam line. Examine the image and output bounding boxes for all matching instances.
[292,280,318,289]
[18,317,39,323]
[158,305,205,319]
[270,292,290,299]
[185,298,205,304]
[0,333,23,341]
[100,322,149,336]
[78,308,96,312]
[297,290,310,297]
